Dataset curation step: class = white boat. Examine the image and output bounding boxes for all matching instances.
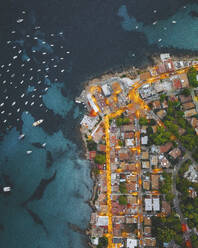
[17,18,24,23]
[26,150,32,154]
[158,38,162,42]
[172,20,176,24]
[3,187,11,192]
[153,21,157,25]
[42,143,46,147]
[18,134,25,140]
[33,119,44,127]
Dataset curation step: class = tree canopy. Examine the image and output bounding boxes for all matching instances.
[94,153,106,164]
[187,67,198,87]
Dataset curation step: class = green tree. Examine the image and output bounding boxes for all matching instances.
[97,237,108,248]
[94,154,106,164]
[182,88,191,96]
[118,195,127,205]
[160,93,167,103]
[157,227,176,242]
[119,182,127,193]
[116,117,130,126]
[139,117,148,125]
[87,139,97,151]
[187,67,198,87]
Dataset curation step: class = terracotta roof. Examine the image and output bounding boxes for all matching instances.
[151,174,159,190]
[184,108,197,118]
[182,102,195,110]
[140,71,151,81]
[152,100,161,109]
[141,151,149,160]
[144,237,156,246]
[144,226,151,235]
[97,144,106,152]
[191,117,198,128]
[156,109,166,119]
[160,142,173,153]
[162,200,171,215]
[173,78,182,90]
[179,95,193,103]
[89,151,96,160]
[143,181,150,190]
[119,152,129,161]
[124,132,134,139]
[157,63,166,74]
[144,216,151,226]
[169,148,181,159]
[179,73,189,88]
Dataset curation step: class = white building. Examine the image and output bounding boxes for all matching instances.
[96,216,108,226]
[141,136,148,145]
[102,84,111,96]
[127,238,138,248]
[80,115,98,130]
[145,198,152,211]
[87,93,99,113]
[153,198,160,211]
[160,53,170,62]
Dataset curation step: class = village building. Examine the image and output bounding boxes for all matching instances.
[144,216,151,226]
[179,94,193,103]
[162,200,171,215]
[142,161,150,169]
[179,73,189,88]
[156,109,166,119]
[144,226,151,235]
[182,102,195,111]
[141,151,149,160]
[191,117,198,128]
[169,148,181,159]
[184,108,197,118]
[172,77,182,90]
[97,144,106,152]
[143,180,150,190]
[140,71,151,81]
[150,155,158,168]
[151,174,160,190]
[152,100,161,110]
[126,239,138,248]
[159,155,171,168]
[144,237,156,247]
[160,142,173,153]
[141,136,148,145]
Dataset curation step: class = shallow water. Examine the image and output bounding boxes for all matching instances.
[0,0,198,247]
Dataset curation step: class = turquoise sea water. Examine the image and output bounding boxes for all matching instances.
[0,1,198,248]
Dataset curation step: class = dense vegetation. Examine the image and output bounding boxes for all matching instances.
[116,117,130,126]
[94,153,106,164]
[119,182,127,193]
[176,160,198,229]
[160,172,174,202]
[187,67,198,87]
[149,126,172,145]
[118,195,127,205]
[152,214,183,246]
[87,139,97,151]
[151,99,198,153]
[97,237,108,248]
[139,117,149,125]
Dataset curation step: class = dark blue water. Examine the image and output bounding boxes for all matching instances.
[0,0,198,247]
